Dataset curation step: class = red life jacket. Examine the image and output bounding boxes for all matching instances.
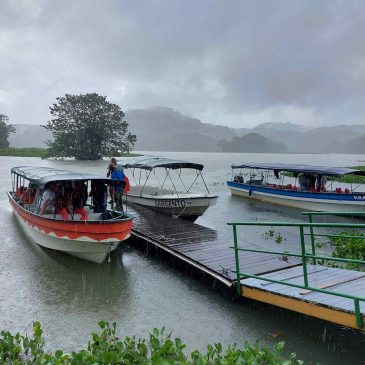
[123,176,130,193]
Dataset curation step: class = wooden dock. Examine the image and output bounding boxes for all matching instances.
[126,204,365,331]
[241,265,365,330]
[127,204,298,289]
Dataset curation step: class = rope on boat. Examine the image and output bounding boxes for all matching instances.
[171,199,190,220]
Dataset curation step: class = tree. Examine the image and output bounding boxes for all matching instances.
[44,93,136,160]
[0,114,15,148]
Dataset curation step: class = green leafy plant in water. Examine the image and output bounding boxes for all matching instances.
[329,230,365,271]
[315,241,325,249]
[275,233,285,244]
[263,229,286,244]
[264,229,275,239]
[0,321,303,364]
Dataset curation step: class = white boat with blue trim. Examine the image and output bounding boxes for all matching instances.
[227,163,365,213]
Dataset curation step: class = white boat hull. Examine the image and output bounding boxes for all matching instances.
[13,208,123,263]
[228,182,365,213]
[124,186,217,220]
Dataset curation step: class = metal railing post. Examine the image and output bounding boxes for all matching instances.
[299,225,309,288]
[232,224,241,295]
[354,298,364,328]
[308,214,317,265]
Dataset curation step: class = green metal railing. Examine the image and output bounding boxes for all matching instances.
[228,221,365,328]
[303,211,365,266]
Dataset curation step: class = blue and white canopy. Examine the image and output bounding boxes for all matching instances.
[11,166,119,186]
[231,163,365,176]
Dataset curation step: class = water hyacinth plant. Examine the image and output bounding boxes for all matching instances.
[0,321,303,364]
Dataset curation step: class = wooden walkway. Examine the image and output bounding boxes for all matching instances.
[127,204,299,288]
[126,204,365,331]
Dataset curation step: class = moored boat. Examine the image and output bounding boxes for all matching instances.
[118,157,218,221]
[9,166,133,263]
[227,163,365,213]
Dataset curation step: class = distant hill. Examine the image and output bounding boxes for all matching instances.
[341,134,365,154]
[218,133,287,153]
[125,106,235,151]
[8,106,365,153]
[252,124,365,153]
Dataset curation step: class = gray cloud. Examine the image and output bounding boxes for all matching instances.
[1,0,365,128]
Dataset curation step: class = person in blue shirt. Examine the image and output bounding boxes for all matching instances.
[110,164,125,211]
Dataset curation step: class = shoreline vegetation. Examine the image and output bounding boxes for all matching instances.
[0,147,141,159]
[0,321,303,364]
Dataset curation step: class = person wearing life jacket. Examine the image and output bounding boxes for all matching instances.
[123,175,130,194]
[20,186,36,205]
[55,194,69,220]
[71,181,88,220]
[110,165,126,211]
[15,186,26,200]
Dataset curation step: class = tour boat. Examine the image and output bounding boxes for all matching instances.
[118,157,218,221]
[227,163,365,213]
[8,166,133,263]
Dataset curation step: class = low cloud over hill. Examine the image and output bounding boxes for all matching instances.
[9,107,365,154]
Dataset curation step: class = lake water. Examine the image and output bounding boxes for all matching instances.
[1,152,365,364]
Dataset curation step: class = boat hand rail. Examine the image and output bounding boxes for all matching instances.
[303,211,365,216]
[228,220,365,328]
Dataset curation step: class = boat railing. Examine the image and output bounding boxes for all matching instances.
[228,220,365,329]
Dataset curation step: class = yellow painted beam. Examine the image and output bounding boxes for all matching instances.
[242,286,365,331]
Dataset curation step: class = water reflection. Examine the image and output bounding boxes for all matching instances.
[26,246,132,314]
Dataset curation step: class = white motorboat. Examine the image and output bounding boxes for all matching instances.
[118,157,218,221]
[9,166,133,263]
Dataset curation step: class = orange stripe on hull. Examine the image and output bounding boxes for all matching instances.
[9,196,132,242]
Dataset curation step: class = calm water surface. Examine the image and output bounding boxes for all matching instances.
[1,153,365,364]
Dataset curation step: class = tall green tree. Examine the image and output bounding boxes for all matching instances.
[44,93,136,160]
[0,114,15,148]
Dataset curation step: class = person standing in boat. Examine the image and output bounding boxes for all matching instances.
[107,157,117,178]
[109,164,125,211]
[107,157,117,202]
[90,181,107,213]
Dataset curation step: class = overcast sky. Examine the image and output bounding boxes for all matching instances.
[1,0,365,128]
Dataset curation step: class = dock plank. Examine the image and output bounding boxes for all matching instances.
[128,204,298,283]
[242,264,365,312]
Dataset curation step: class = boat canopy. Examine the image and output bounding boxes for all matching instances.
[231,163,365,176]
[11,166,117,186]
[118,157,204,171]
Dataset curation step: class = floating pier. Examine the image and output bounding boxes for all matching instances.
[126,205,365,331]
[127,204,298,291]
